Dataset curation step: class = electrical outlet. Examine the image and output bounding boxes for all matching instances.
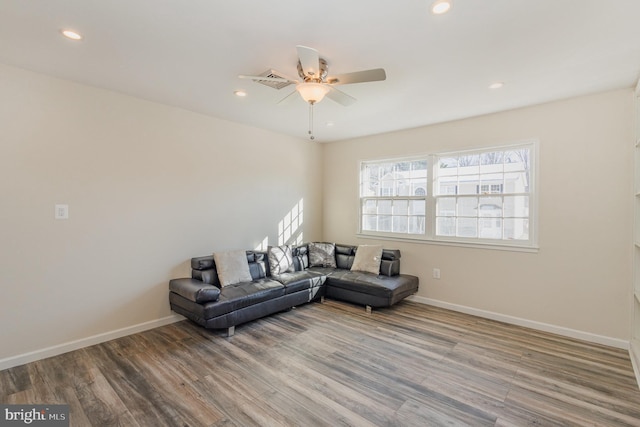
[433,268,441,279]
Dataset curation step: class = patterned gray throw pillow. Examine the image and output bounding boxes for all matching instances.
[308,242,337,268]
[268,245,295,275]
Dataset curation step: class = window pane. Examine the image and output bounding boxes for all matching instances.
[479,173,504,192]
[504,218,529,240]
[504,196,529,217]
[458,175,480,195]
[410,199,426,215]
[379,173,394,196]
[458,197,478,217]
[378,215,392,232]
[437,197,456,216]
[504,171,528,192]
[394,200,408,215]
[478,196,502,217]
[457,154,479,174]
[396,178,411,196]
[378,199,392,214]
[362,215,377,231]
[438,177,458,195]
[504,149,529,171]
[457,218,477,237]
[409,216,425,234]
[392,217,408,233]
[411,179,426,196]
[481,151,504,166]
[479,218,502,239]
[437,217,455,236]
[411,160,428,178]
[363,199,377,214]
[438,157,458,176]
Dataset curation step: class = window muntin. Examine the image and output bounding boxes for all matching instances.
[358,142,536,248]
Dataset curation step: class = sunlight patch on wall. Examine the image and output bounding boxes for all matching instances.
[255,236,269,251]
[279,198,304,246]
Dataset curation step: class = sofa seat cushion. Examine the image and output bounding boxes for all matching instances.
[323,270,418,299]
[306,266,350,277]
[201,279,285,319]
[272,270,327,294]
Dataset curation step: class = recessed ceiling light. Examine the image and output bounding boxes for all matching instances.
[234,90,247,97]
[325,121,335,127]
[61,29,83,40]
[489,82,504,89]
[431,0,452,14]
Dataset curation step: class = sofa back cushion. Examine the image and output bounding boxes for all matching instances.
[292,245,309,271]
[335,244,355,270]
[250,252,268,280]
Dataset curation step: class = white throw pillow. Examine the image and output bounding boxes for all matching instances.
[350,245,383,275]
[213,250,253,287]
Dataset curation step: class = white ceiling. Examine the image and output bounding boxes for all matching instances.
[1,0,639,142]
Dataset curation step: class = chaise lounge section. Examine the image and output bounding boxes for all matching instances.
[169,243,419,335]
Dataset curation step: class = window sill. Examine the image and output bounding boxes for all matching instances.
[356,233,539,253]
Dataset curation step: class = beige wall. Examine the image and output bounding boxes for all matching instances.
[322,89,634,342]
[0,63,323,362]
[0,61,633,366]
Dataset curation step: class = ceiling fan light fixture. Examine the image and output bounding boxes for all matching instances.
[431,0,452,14]
[296,82,330,104]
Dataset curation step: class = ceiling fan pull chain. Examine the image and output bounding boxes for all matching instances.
[308,101,315,140]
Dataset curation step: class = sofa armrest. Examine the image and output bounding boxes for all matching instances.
[169,278,220,303]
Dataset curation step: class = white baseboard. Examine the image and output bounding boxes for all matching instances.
[408,296,629,350]
[630,340,640,388]
[0,314,185,371]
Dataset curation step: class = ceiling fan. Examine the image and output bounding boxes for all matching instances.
[238,45,386,139]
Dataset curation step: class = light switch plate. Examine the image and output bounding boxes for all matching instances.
[55,204,69,219]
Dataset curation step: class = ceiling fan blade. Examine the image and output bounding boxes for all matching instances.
[277,89,298,105]
[326,86,356,106]
[238,74,296,83]
[296,45,320,79]
[326,68,387,85]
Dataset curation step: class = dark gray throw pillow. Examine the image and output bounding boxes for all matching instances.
[308,242,337,268]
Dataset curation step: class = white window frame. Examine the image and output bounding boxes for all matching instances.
[357,141,538,251]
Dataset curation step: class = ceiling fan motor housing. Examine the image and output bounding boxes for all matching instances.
[298,58,328,82]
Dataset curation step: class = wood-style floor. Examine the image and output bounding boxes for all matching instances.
[2,300,640,426]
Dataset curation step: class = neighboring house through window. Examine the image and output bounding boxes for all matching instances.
[359,141,537,249]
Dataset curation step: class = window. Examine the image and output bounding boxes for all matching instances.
[359,142,537,249]
[360,158,428,236]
